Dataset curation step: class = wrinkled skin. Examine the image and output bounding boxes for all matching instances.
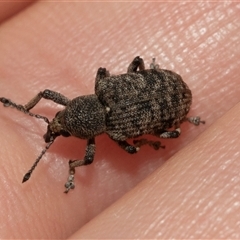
[0,2,239,239]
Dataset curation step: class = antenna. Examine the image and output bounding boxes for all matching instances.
[22,137,55,183]
[0,97,49,124]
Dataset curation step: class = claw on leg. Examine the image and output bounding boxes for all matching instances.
[64,168,75,194]
[64,138,95,193]
[150,58,159,70]
[187,116,205,126]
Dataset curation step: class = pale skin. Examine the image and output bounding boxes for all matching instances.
[0,2,239,239]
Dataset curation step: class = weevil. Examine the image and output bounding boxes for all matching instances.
[0,56,205,193]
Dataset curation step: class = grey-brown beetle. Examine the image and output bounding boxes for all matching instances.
[0,56,204,193]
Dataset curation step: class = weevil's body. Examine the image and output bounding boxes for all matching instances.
[97,69,192,140]
[62,69,192,142]
[0,57,204,193]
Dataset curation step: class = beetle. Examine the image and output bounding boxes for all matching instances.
[0,56,205,193]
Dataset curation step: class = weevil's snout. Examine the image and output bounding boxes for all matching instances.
[43,128,50,142]
[43,111,71,143]
[43,125,60,143]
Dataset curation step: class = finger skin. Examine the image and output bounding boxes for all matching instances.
[70,103,240,239]
[0,1,36,24]
[0,2,239,239]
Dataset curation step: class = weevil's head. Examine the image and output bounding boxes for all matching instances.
[43,95,106,142]
[43,111,71,143]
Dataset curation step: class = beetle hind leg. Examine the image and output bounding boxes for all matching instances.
[186,116,205,126]
[154,128,181,139]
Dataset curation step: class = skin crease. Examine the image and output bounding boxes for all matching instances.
[0,1,35,23]
[0,2,239,239]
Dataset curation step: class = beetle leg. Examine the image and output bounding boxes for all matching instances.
[185,116,205,126]
[95,67,110,81]
[133,139,165,150]
[150,58,160,70]
[1,90,70,123]
[24,89,70,110]
[95,67,110,95]
[114,140,139,154]
[64,138,95,193]
[127,56,145,73]
[158,128,181,138]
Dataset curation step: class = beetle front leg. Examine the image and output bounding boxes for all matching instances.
[127,56,145,73]
[0,90,70,123]
[24,89,70,110]
[64,138,95,193]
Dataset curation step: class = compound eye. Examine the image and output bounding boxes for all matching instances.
[55,111,61,117]
[43,126,61,142]
[43,131,51,143]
